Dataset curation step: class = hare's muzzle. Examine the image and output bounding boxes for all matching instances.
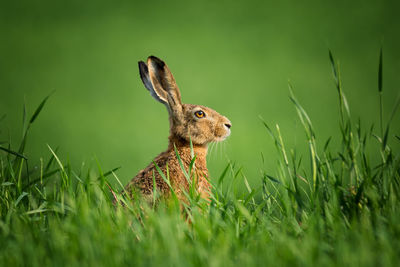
[218,118,232,140]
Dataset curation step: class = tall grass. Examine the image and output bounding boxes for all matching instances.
[0,52,399,266]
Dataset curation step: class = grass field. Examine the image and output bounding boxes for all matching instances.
[1,52,399,266]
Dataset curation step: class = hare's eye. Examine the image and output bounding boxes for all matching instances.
[194,110,205,118]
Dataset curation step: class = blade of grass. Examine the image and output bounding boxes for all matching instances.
[111,171,125,190]
[173,144,190,183]
[153,161,178,203]
[18,92,53,155]
[29,92,54,124]
[152,170,157,208]
[47,144,69,189]
[217,163,230,186]
[0,146,27,160]
[378,47,383,137]
[96,166,121,181]
[14,191,28,207]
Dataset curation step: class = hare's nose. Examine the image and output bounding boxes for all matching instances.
[224,123,231,129]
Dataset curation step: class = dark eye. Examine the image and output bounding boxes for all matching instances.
[194,110,205,118]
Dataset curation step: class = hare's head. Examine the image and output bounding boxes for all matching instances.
[138,56,231,146]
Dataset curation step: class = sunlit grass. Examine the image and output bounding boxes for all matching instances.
[0,51,399,266]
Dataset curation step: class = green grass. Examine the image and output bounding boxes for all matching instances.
[1,52,399,266]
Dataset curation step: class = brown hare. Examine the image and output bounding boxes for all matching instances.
[125,56,231,203]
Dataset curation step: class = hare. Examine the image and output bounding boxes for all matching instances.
[125,56,231,203]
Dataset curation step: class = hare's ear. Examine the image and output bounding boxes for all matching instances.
[138,61,168,104]
[147,56,183,119]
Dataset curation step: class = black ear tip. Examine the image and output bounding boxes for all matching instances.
[148,55,165,68]
[138,61,148,72]
[148,55,159,60]
[138,61,149,80]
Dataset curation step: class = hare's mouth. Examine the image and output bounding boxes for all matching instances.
[215,130,231,142]
[213,121,231,142]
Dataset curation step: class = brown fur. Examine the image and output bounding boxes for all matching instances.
[125,56,231,203]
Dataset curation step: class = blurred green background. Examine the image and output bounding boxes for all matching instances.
[1,0,399,186]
